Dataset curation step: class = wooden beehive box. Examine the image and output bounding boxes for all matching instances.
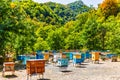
[92,52,99,61]
[26,59,45,75]
[4,57,13,62]
[35,60,45,73]
[73,54,81,59]
[3,62,15,71]
[44,53,49,60]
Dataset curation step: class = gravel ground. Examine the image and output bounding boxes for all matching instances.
[0,59,120,80]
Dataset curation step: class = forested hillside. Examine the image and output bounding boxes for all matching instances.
[0,0,120,58]
[68,0,92,14]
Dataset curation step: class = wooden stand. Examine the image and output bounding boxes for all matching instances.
[26,59,45,80]
[2,62,15,77]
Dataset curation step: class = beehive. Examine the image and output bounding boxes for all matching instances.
[2,62,15,76]
[60,54,66,59]
[57,58,68,67]
[44,53,49,60]
[3,62,15,71]
[22,56,30,65]
[26,59,45,75]
[17,55,25,60]
[73,54,81,59]
[65,52,70,59]
[73,59,82,64]
[36,53,44,59]
[92,52,99,61]
[4,57,13,62]
[85,52,91,59]
[111,56,117,62]
[70,52,73,60]
[81,53,85,62]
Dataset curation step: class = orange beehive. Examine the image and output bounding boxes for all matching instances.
[92,52,99,61]
[44,53,49,60]
[26,59,45,75]
[73,54,81,59]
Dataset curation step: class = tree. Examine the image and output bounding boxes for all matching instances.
[0,1,36,59]
[65,32,85,50]
[99,0,119,18]
[34,37,50,51]
[46,28,65,50]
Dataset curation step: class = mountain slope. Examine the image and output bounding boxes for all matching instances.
[44,2,75,24]
[68,0,91,14]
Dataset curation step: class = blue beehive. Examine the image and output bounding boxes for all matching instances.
[85,51,92,59]
[85,52,90,59]
[70,52,73,60]
[36,53,44,59]
[17,55,25,60]
[57,58,68,67]
[73,59,82,64]
[107,54,117,58]
[106,54,111,58]
[36,50,43,59]
[73,53,83,64]
[22,56,30,65]
[81,53,85,62]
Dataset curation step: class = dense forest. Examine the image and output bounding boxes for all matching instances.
[0,0,120,58]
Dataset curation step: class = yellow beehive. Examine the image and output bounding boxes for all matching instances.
[73,54,81,59]
[92,52,99,61]
[44,53,49,60]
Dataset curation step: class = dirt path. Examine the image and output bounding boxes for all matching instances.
[0,60,120,80]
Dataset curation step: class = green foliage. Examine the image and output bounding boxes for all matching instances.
[45,2,75,24]
[19,1,62,25]
[45,1,92,24]
[46,28,65,50]
[68,0,92,14]
[34,37,50,51]
[65,32,85,49]
[1,0,120,59]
